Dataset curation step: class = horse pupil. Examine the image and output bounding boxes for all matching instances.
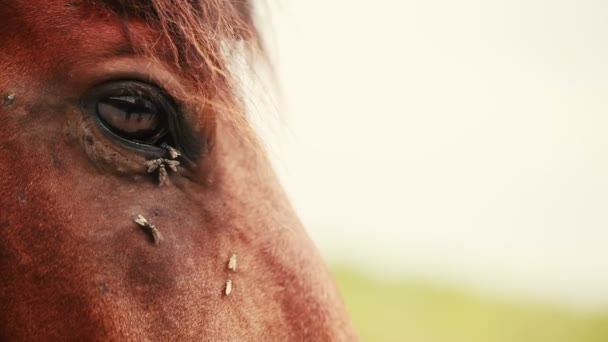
[96,97,163,142]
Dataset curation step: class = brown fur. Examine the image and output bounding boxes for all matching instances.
[0,1,356,340]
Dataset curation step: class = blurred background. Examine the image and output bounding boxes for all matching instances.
[252,0,608,340]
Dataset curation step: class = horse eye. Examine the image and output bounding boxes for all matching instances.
[96,96,167,143]
[84,80,202,161]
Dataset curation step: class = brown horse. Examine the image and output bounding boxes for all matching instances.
[0,1,355,340]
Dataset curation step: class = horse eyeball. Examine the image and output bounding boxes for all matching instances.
[96,96,164,142]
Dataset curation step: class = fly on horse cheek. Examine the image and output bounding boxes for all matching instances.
[0,1,357,341]
[3,93,15,107]
[134,214,163,244]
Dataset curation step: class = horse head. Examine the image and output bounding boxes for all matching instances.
[0,1,355,340]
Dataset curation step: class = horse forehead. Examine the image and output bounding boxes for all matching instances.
[0,1,171,105]
[4,1,120,38]
[1,2,141,74]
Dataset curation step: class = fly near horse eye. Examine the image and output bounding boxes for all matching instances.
[96,95,166,143]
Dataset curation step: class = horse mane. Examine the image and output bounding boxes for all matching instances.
[95,0,266,141]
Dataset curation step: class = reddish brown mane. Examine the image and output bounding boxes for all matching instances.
[99,0,262,73]
[97,0,265,139]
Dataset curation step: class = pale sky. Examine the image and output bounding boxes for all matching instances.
[253,0,608,309]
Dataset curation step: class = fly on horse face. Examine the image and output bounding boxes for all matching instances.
[0,1,355,340]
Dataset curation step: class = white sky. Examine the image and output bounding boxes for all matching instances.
[254,0,608,309]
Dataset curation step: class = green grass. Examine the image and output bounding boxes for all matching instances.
[332,267,608,342]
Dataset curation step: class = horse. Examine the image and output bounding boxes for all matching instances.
[0,1,356,340]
